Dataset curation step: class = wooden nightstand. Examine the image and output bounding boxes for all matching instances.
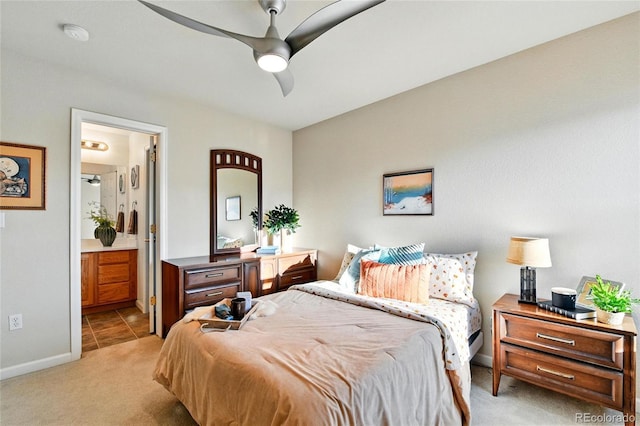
[492,293,637,426]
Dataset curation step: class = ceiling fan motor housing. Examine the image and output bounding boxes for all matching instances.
[259,0,286,15]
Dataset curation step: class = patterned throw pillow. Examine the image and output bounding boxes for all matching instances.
[333,244,363,281]
[358,260,430,304]
[376,243,426,265]
[424,252,477,306]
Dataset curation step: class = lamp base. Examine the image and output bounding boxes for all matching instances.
[518,267,537,304]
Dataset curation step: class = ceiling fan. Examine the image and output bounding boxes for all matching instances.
[139,0,386,96]
[82,175,101,186]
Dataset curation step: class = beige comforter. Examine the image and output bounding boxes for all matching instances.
[154,287,471,426]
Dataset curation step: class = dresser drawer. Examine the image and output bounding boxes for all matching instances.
[98,250,131,264]
[500,344,623,409]
[184,265,241,289]
[500,313,624,369]
[278,253,315,275]
[279,267,316,289]
[184,283,240,309]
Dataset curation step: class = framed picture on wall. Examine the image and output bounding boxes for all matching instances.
[226,196,241,221]
[383,168,433,216]
[119,172,126,194]
[130,165,140,189]
[0,141,46,210]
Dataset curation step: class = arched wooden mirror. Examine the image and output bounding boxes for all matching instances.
[211,149,262,256]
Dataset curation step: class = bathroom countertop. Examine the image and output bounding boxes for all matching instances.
[81,238,138,253]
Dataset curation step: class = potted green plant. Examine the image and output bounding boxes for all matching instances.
[88,202,117,247]
[590,275,638,325]
[263,204,300,249]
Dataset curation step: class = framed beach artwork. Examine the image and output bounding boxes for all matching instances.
[575,275,625,308]
[0,142,46,210]
[383,168,433,216]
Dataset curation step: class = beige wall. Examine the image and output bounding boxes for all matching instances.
[0,49,292,372]
[292,14,639,363]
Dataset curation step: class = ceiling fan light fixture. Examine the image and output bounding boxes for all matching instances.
[257,53,288,73]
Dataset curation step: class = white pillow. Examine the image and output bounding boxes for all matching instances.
[424,252,477,306]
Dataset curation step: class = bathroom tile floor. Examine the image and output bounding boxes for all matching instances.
[82,307,150,354]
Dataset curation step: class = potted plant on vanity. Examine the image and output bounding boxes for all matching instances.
[88,202,117,247]
[590,275,638,326]
[263,204,300,251]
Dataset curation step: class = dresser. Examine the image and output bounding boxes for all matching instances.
[492,293,636,426]
[161,248,317,336]
[81,249,138,314]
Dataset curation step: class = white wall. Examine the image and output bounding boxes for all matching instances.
[292,14,639,363]
[0,48,292,372]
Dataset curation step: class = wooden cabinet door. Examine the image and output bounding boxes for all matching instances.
[81,252,96,307]
[260,258,277,295]
[243,260,261,297]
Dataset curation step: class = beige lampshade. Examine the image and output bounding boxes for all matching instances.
[506,237,552,268]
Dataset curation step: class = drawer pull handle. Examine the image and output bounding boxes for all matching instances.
[291,275,304,280]
[206,291,223,297]
[536,333,575,346]
[537,366,575,380]
[205,273,224,278]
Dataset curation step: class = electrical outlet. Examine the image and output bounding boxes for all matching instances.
[9,314,22,331]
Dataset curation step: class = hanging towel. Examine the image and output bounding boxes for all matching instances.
[127,208,138,235]
[116,210,125,233]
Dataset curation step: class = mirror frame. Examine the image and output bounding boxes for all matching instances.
[210,149,262,256]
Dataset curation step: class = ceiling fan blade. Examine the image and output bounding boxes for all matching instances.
[138,0,268,52]
[285,0,385,57]
[273,69,294,97]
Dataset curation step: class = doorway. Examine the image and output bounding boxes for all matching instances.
[70,109,168,360]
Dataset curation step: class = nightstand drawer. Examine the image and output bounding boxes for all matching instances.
[278,253,315,275]
[279,267,315,289]
[184,265,241,289]
[500,313,624,370]
[184,283,240,309]
[501,344,623,409]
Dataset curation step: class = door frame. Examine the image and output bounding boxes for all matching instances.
[70,109,168,360]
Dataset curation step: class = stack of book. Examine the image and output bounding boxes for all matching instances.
[256,245,281,255]
[536,299,596,320]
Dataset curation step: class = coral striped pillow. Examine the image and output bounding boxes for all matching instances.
[358,260,430,304]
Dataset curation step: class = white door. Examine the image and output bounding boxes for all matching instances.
[146,136,157,333]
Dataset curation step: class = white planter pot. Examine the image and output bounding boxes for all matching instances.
[595,307,625,326]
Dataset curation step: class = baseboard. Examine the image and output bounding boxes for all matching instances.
[471,352,492,368]
[0,352,73,380]
[136,299,147,314]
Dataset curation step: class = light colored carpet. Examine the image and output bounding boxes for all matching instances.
[0,336,634,425]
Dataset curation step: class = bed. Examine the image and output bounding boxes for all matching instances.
[154,247,482,426]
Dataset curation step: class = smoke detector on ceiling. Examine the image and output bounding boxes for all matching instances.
[63,24,90,42]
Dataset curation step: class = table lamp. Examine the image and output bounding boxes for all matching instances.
[506,236,552,304]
